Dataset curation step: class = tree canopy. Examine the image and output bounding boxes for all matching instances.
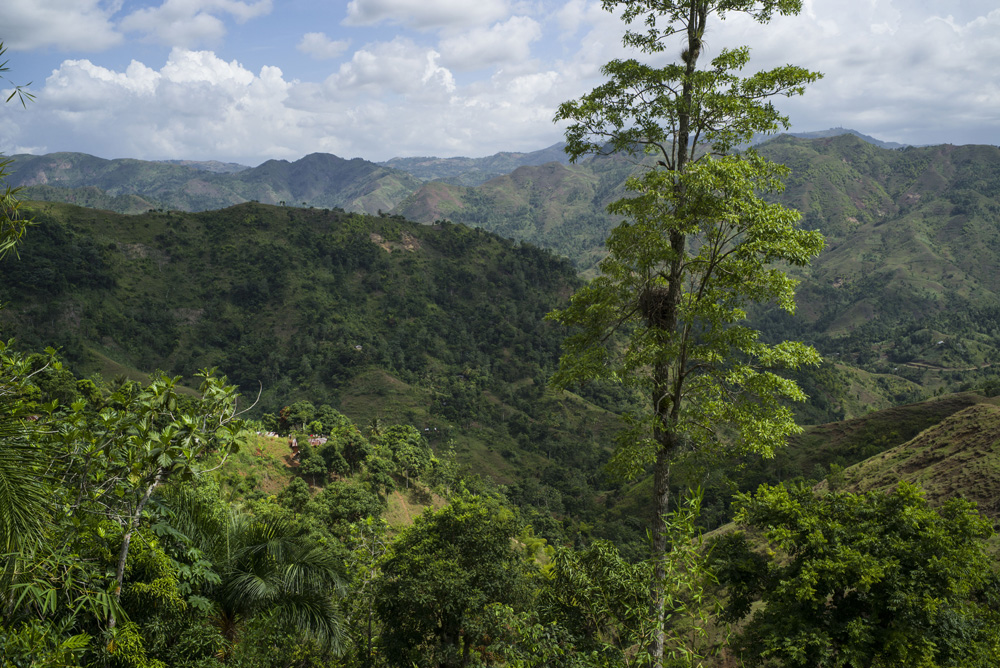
[717,482,1000,667]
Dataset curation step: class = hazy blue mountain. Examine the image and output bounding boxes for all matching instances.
[156,159,250,173]
[778,127,910,149]
[7,151,422,214]
[380,143,572,186]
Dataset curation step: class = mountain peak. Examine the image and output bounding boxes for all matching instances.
[781,127,910,150]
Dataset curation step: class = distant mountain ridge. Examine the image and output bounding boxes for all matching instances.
[7,144,580,214]
[7,151,422,214]
[156,159,250,174]
[2,130,906,217]
[380,143,572,186]
[780,127,911,150]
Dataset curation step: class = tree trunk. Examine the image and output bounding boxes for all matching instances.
[109,468,163,629]
[646,7,705,667]
[462,631,471,667]
[649,444,672,663]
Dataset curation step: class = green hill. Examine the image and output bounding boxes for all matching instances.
[0,199,632,540]
[752,136,1000,387]
[393,152,639,276]
[835,398,1000,520]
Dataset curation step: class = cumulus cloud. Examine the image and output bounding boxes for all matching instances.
[6,0,1000,166]
[1,0,122,51]
[327,38,456,97]
[297,32,350,60]
[7,39,576,164]
[710,0,1000,145]
[120,0,273,48]
[12,49,300,162]
[343,0,509,30]
[438,16,542,71]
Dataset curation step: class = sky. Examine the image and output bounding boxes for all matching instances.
[1,0,998,166]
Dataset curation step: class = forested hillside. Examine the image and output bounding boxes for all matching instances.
[0,200,654,543]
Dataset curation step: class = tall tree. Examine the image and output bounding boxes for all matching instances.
[549,1,823,663]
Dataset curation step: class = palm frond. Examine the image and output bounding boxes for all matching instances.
[0,394,52,554]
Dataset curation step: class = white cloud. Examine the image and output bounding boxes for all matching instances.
[554,0,614,37]
[327,38,456,96]
[120,0,272,48]
[7,0,1000,166]
[42,59,161,109]
[343,0,509,29]
[297,32,350,60]
[438,16,543,71]
[548,0,634,81]
[13,49,300,162]
[710,1,1000,145]
[7,39,576,164]
[0,0,122,51]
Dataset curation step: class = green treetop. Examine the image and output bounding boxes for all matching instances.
[717,482,999,667]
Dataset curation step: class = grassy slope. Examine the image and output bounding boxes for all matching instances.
[837,398,1000,518]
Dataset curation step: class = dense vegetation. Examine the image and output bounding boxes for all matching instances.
[3,352,998,667]
[0,200,657,547]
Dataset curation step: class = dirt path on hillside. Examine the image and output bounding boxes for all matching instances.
[901,362,993,372]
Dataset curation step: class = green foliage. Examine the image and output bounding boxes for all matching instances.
[278,477,313,513]
[297,440,328,486]
[0,156,32,261]
[0,619,89,668]
[307,480,386,536]
[0,42,34,261]
[551,155,824,478]
[156,485,347,657]
[717,482,999,667]
[491,492,721,668]
[0,342,56,554]
[374,494,532,667]
[538,540,650,664]
[372,424,432,487]
[558,4,819,165]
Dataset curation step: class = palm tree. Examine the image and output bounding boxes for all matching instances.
[0,347,52,557]
[157,486,346,658]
